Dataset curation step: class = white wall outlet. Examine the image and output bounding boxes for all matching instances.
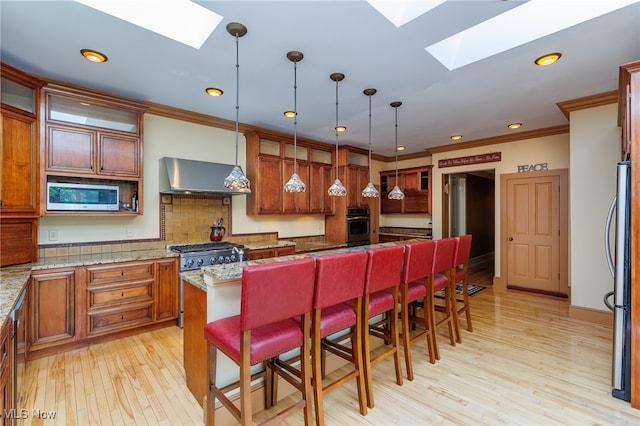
[48,230,58,241]
[126,228,134,238]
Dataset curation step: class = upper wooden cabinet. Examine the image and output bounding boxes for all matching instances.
[245,130,334,215]
[0,64,43,217]
[380,166,432,214]
[0,63,44,267]
[345,150,371,209]
[42,85,146,215]
[619,61,640,160]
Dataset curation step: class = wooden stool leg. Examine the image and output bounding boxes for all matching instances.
[207,343,218,426]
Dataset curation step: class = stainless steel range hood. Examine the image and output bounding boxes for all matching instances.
[159,157,249,195]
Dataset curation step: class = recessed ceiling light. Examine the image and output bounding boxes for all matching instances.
[205,87,223,97]
[397,145,406,151]
[450,135,463,141]
[284,111,296,118]
[335,125,347,132]
[535,53,561,66]
[508,122,522,129]
[75,0,223,49]
[80,49,108,63]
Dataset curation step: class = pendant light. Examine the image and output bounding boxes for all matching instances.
[328,72,347,197]
[223,22,251,193]
[361,88,380,198]
[284,51,306,193]
[388,101,405,200]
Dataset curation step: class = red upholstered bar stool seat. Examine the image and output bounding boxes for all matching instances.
[454,234,474,332]
[311,251,368,426]
[204,258,315,426]
[430,237,459,360]
[399,240,437,381]
[361,245,404,408]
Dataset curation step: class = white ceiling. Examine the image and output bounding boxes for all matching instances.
[2,1,639,158]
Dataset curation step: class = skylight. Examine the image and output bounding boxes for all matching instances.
[425,0,639,70]
[367,0,446,27]
[75,0,223,49]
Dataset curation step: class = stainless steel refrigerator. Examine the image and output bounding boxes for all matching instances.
[604,160,632,402]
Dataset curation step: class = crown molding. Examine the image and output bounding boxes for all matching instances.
[556,90,618,119]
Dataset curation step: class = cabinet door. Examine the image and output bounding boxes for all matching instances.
[99,133,140,176]
[283,159,310,213]
[29,268,77,353]
[309,163,334,214]
[46,125,95,173]
[1,109,38,214]
[347,166,360,208]
[358,167,370,208]
[257,156,283,214]
[249,248,276,260]
[404,193,429,213]
[155,258,178,321]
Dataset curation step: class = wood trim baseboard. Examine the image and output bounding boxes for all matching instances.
[568,305,613,326]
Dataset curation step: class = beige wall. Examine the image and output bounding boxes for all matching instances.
[569,103,620,311]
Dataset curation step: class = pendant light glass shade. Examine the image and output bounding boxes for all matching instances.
[362,88,380,198]
[284,51,306,193]
[388,101,404,200]
[328,72,347,197]
[223,23,251,193]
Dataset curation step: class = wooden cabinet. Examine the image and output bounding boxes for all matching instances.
[245,130,334,215]
[0,318,11,426]
[248,245,296,260]
[26,258,178,359]
[0,63,44,266]
[85,261,155,336]
[42,84,146,215]
[155,258,179,321]
[28,268,78,354]
[380,166,432,214]
[346,150,371,209]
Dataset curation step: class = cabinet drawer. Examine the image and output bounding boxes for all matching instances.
[88,281,153,309]
[88,303,153,335]
[86,261,154,285]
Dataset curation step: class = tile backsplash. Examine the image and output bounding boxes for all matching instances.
[163,195,230,244]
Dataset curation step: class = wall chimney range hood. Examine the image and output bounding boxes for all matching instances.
[159,157,249,195]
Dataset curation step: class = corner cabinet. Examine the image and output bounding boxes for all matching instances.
[245,130,335,215]
[0,63,45,266]
[380,166,432,214]
[41,84,147,216]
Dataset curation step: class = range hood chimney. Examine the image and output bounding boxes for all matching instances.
[159,157,249,195]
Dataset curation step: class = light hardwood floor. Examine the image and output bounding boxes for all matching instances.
[17,270,640,425]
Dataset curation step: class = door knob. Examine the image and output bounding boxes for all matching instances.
[508,237,513,241]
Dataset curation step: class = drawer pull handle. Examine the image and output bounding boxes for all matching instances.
[121,315,124,320]
[121,292,124,297]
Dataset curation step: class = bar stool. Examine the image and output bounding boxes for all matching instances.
[204,257,316,426]
[311,251,368,426]
[454,234,474,332]
[361,245,404,408]
[398,239,437,381]
[430,237,459,360]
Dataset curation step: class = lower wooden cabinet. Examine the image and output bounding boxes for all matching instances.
[28,268,77,354]
[26,258,179,359]
[248,245,296,260]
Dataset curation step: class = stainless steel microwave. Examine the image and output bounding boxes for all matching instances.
[47,182,119,211]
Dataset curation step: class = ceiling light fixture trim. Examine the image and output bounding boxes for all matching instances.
[80,49,108,63]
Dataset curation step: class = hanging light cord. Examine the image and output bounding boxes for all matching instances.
[293,59,298,173]
[394,105,399,183]
[334,79,339,181]
[233,32,240,167]
[368,94,372,183]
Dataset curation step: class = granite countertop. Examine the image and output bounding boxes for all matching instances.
[0,249,178,327]
[379,227,432,238]
[201,240,413,286]
[293,241,347,253]
[244,241,296,250]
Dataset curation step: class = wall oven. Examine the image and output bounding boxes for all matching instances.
[346,207,370,247]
